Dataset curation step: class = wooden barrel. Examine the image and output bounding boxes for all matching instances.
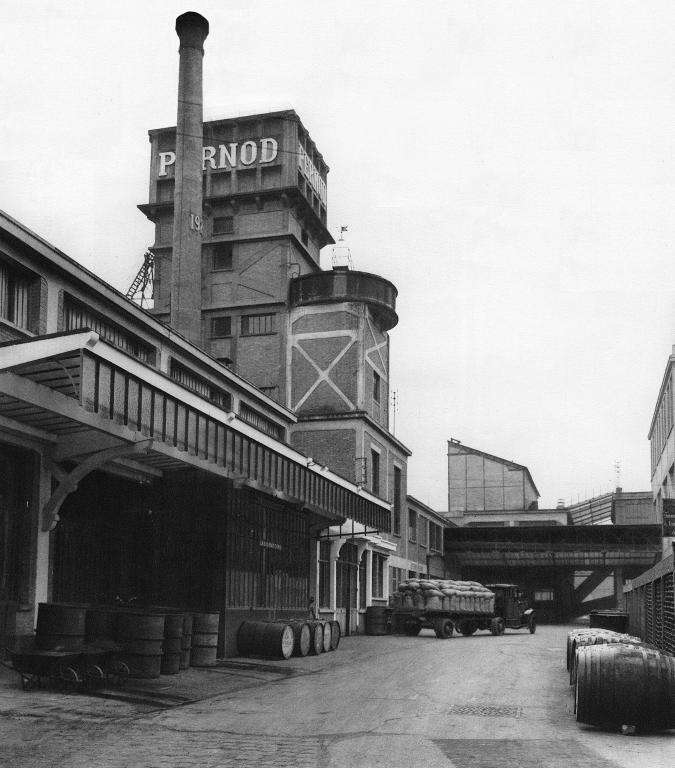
[190,611,219,667]
[570,637,656,688]
[569,630,645,685]
[36,603,87,650]
[85,606,119,642]
[180,613,193,670]
[116,611,165,679]
[288,621,311,657]
[566,629,598,670]
[365,606,389,636]
[160,612,184,675]
[575,643,675,731]
[320,620,332,652]
[237,620,295,660]
[305,620,323,655]
[329,620,341,651]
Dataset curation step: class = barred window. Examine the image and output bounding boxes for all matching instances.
[0,260,31,330]
[241,313,276,336]
[211,316,232,338]
[64,298,152,362]
[212,216,234,235]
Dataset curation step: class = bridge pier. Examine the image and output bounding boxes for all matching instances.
[613,566,624,608]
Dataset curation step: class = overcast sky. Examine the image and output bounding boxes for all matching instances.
[3,1,675,510]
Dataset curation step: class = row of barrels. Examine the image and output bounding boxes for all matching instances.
[567,627,675,732]
[35,603,219,679]
[237,619,340,659]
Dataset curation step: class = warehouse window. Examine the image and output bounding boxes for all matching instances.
[170,360,232,410]
[212,216,234,235]
[211,316,232,338]
[359,552,367,609]
[390,566,404,595]
[210,243,233,271]
[429,522,442,552]
[371,449,380,496]
[408,509,417,542]
[534,590,554,602]
[393,466,401,535]
[0,260,31,330]
[373,370,381,403]
[64,297,153,363]
[419,517,428,547]
[318,541,330,608]
[241,313,276,336]
[372,553,385,598]
[238,403,284,441]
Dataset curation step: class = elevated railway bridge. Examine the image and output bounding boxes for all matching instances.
[444,524,663,622]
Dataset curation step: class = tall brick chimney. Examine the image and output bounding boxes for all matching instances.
[171,12,209,346]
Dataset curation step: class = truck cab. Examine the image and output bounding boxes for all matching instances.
[487,584,536,632]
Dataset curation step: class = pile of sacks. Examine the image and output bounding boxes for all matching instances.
[391,579,494,614]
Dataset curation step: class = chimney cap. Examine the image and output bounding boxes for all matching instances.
[176,12,209,49]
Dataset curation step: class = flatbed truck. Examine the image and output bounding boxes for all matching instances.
[392,583,536,639]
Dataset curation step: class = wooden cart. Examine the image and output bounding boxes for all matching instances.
[2,636,128,691]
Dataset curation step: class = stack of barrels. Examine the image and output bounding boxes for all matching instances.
[567,627,675,732]
[34,603,220,679]
[237,618,340,660]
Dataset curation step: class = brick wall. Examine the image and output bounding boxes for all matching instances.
[237,333,281,390]
[290,428,357,482]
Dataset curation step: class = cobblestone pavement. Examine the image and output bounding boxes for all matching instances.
[1,625,673,767]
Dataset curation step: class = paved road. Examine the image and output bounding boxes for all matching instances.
[1,624,672,767]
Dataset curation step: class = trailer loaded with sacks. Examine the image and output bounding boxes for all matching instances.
[390,579,536,638]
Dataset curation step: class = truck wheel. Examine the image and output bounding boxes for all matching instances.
[434,618,454,638]
[403,618,422,636]
[458,621,478,636]
[528,615,536,634]
[498,618,505,635]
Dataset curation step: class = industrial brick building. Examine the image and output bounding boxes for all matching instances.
[128,12,441,635]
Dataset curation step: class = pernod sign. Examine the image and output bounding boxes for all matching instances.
[297,143,327,206]
[158,138,279,176]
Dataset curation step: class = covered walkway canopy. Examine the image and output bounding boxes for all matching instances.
[0,330,390,533]
[445,524,662,570]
